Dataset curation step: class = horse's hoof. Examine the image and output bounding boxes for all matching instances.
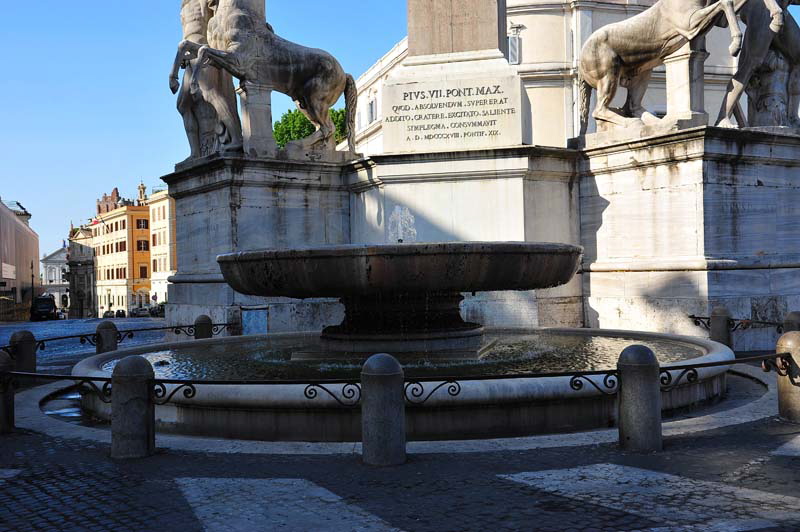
[715,118,738,129]
[770,13,784,33]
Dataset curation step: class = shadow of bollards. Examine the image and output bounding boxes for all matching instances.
[776,332,800,423]
[194,315,213,340]
[710,306,732,348]
[783,312,800,333]
[96,321,119,354]
[361,353,406,466]
[9,331,36,373]
[617,345,663,452]
[111,355,155,459]
[0,352,13,434]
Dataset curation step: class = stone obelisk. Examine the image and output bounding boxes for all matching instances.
[382,0,530,153]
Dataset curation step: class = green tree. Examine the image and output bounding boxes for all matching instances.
[273,108,347,148]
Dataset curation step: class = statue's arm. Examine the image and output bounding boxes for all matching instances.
[169,40,203,94]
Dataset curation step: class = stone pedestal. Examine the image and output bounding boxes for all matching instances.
[161,156,350,332]
[347,146,582,328]
[383,0,529,154]
[236,82,278,158]
[663,38,709,129]
[580,126,800,350]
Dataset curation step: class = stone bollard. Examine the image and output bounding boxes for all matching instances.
[9,331,37,373]
[226,305,243,336]
[361,354,406,466]
[111,356,155,459]
[710,306,732,348]
[617,345,663,452]
[96,321,119,354]
[776,332,800,423]
[783,311,800,333]
[0,352,14,434]
[194,315,213,340]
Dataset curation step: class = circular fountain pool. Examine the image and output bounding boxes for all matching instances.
[73,328,734,442]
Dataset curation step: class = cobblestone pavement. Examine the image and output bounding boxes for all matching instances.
[1,411,800,531]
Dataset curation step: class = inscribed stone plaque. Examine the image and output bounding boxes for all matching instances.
[382,74,528,152]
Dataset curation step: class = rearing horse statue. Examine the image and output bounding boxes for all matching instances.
[173,0,357,153]
[578,0,784,134]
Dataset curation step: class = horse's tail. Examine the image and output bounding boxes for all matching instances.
[344,73,358,153]
[578,74,592,136]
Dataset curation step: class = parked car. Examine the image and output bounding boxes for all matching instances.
[130,307,150,318]
[115,309,126,318]
[103,310,115,318]
[149,303,166,318]
[30,295,58,321]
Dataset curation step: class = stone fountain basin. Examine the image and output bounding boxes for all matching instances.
[216,242,582,298]
[72,328,734,442]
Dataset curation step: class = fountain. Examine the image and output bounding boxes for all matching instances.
[68,0,742,442]
[73,239,734,441]
[217,242,582,358]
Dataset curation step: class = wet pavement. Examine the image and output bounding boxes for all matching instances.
[0,318,167,372]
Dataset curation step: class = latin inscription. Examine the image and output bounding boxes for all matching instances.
[384,84,517,143]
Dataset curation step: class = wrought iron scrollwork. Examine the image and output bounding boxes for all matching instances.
[152,382,197,405]
[569,372,619,395]
[404,380,462,405]
[77,379,113,404]
[117,331,135,344]
[79,334,98,347]
[304,382,361,407]
[172,326,196,337]
[660,368,699,391]
[0,346,15,360]
[211,325,229,336]
[689,315,711,331]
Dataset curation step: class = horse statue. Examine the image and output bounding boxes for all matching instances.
[170,0,243,160]
[715,0,800,128]
[577,0,784,134]
[172,0,357,154]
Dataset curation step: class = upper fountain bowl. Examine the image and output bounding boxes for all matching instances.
[217,242,583,299]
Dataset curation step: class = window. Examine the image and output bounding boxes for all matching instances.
[119,241,126,252]
[153,259,158,273]
[136,219,149,230]
[137,240,149,251]
[139,266,148,279]
[121,220,126,230]
[161,206,166,219]
[152,233,157,247]
[368,99,377,123]
[114,222,119,232]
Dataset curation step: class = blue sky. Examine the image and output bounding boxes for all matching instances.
[0,1,407,255]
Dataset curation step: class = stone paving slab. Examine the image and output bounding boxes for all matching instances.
[502,464,800,530]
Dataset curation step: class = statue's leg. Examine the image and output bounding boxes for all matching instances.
[593,70,639,129]
[774,13,800,126]
[715,25,773,127]
[177,69,202,159]
[763,0,784,33]
[622,70,652,118]
[200,67,243,152]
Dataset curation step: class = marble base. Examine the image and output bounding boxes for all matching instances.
[580,126,800,350]
[161,155,351,333]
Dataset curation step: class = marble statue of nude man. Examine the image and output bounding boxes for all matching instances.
[170,0,243,160]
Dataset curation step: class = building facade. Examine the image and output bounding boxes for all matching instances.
[67,226,96,319]
[147,189,178,306]
[347,0,740,153]
[0,199,40,321]
[40,247,70,311]
[91,185,152,315]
